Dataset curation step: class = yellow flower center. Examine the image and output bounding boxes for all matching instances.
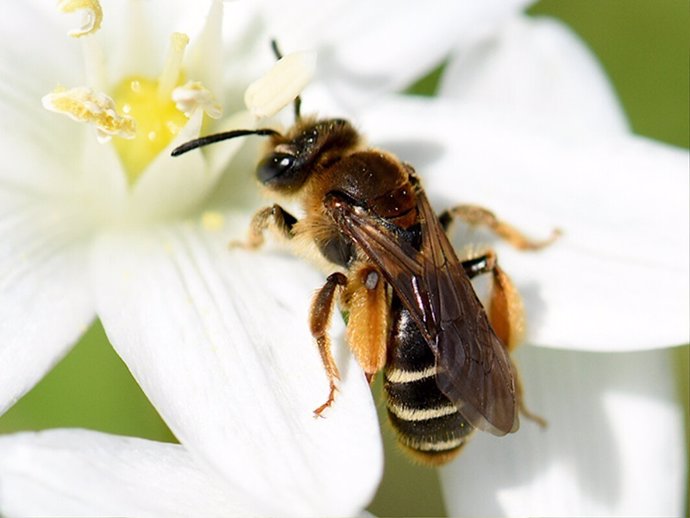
[46,5,226,186]
[111,76,188,183]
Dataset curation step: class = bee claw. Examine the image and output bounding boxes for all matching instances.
[313,382,338,418]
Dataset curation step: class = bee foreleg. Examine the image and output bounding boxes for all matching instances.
[439,204,560,250]
[342,266,388,384]
[310,272,347,417]
[460,250,524,351]
[231,204,297,249]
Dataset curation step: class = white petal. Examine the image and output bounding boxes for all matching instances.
[439,16,628,135]
[128,109,209,221]
[0,3,130,219]
[253,0,531,108]
[0,3,132,212]
[129,108,260,221]
[0,2,82,89]
[0,1,86,191]
[440,347,687,517]
[186,0,225,101]
[361,96,689,349]
[91,218,383,516]
[0,429,255,516]
[0,193,94,415]
[204,109,258,181]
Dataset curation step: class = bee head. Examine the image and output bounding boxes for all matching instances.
[256,118,360,194]
[171,115,361,197]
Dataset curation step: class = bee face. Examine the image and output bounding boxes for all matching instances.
[256,118,361,194]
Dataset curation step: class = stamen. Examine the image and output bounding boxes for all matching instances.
[157,32,190,101]
[42,85,136,143]
[172,81,222,119]
[57,0,103,38]
[244,50,316,118]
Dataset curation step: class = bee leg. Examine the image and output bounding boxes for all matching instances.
[460,250,524,351]
[515,368,548,428]
[230,204,297,249]
[310,272,347,417]
[342,266,388,384]
[462,252,547,427]
[439,205,560,250]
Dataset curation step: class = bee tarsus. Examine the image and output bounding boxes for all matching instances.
[230,204,298,250]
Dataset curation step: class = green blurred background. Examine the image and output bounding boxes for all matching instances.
[0,1,687,516]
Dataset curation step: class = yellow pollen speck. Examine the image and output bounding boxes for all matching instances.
[58,0,103,37]
[201,211,225,231]
[42,85,136,142]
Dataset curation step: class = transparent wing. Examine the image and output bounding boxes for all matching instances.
[324,188,518,435]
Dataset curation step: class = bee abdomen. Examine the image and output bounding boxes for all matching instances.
[384,366,474,465]
[384,305,474,465]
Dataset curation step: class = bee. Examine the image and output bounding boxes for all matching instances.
[173,44,556,465]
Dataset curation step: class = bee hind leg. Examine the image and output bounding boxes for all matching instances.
[230,204,297,249]
[444,203,559,349]
[439,204,560,250]
[342,266,388,384]
[460,250,524,352]
[310,272,348,417]
[462,252,547,427]
[516,371,548,428]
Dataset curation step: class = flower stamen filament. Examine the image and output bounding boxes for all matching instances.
[157,32,190,101]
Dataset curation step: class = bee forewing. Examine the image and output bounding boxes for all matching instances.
[325,187,519,435]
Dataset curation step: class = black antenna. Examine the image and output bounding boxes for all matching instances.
[172,39,302,158]
[271,39,302,122]
[171,128,280,157]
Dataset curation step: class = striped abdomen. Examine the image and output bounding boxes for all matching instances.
[383,302,475,465]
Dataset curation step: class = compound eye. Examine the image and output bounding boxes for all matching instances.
[257,153,295,184]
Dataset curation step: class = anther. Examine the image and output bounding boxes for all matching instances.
[42,85,136,142]
[57,0,103,38]
[244,51,316,118]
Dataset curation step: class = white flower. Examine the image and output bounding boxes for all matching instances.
[0,1,687,517]
[355,15,688,517]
